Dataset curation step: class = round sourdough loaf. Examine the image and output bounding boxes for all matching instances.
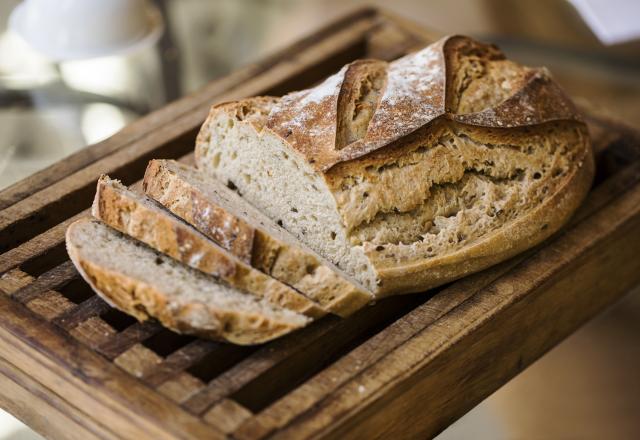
[195,35,594,296]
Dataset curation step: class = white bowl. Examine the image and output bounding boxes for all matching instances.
[9,0,163,61]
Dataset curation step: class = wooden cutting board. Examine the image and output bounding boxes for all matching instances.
[1,7,639,439]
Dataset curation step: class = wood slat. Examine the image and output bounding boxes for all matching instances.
[97,321,164,360]
[184,294,423,415]
[69,317,118,349]
[157,373,206,404]
[0,293,223,439]
[142,339,220,387]
[114,344,164,379]
[52,296,111,331]
[574,160,640,220]
[0,269,78,323]
[11,261,77,304]
[204,399,254,434]
[26,290,76,322]
[0,269,34,294]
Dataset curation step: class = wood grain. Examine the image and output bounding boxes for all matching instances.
[97,321,164,360]
[0,357,113,440]
[52,296,111,331]
[0,293,223,439]
[142,339,219,386]
[10,261,77,304]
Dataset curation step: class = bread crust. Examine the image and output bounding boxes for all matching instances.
[92,176,325,318]
[66,219,305,345]
[248,35,580,172]
[143,160,372,316]
[372,133,594,295]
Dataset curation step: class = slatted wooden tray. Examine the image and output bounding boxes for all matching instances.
[1,7,640,439]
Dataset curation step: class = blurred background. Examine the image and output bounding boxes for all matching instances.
[0,0,639,438]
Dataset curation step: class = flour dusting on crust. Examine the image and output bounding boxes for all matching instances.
[298,67,346,106]
[347,39,448,163]
[260,35,581,172]
[266,65,348,164]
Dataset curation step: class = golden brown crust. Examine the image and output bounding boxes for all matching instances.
[92,176,325,318]
[336,60,388,149]
[265,65,347,168]
[66,219,303,345]
[453,69,581,128]
[195,97,280,174]
[443,35,508,113]
[322,119,587,234]
[143,160,372,316]
[371,130,594,295]
[144,159,256,261]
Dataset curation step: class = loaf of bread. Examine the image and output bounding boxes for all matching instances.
[195,35,594,296]
[66,218,309,344]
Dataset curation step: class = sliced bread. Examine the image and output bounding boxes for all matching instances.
[91,175,325,318]
[66,218,310,344]
[142,159,372,316]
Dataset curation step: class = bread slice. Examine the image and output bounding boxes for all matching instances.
[142,159,372,316]
[91,175,324,319]
[194,36,594,296]
[66,218,309,345]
